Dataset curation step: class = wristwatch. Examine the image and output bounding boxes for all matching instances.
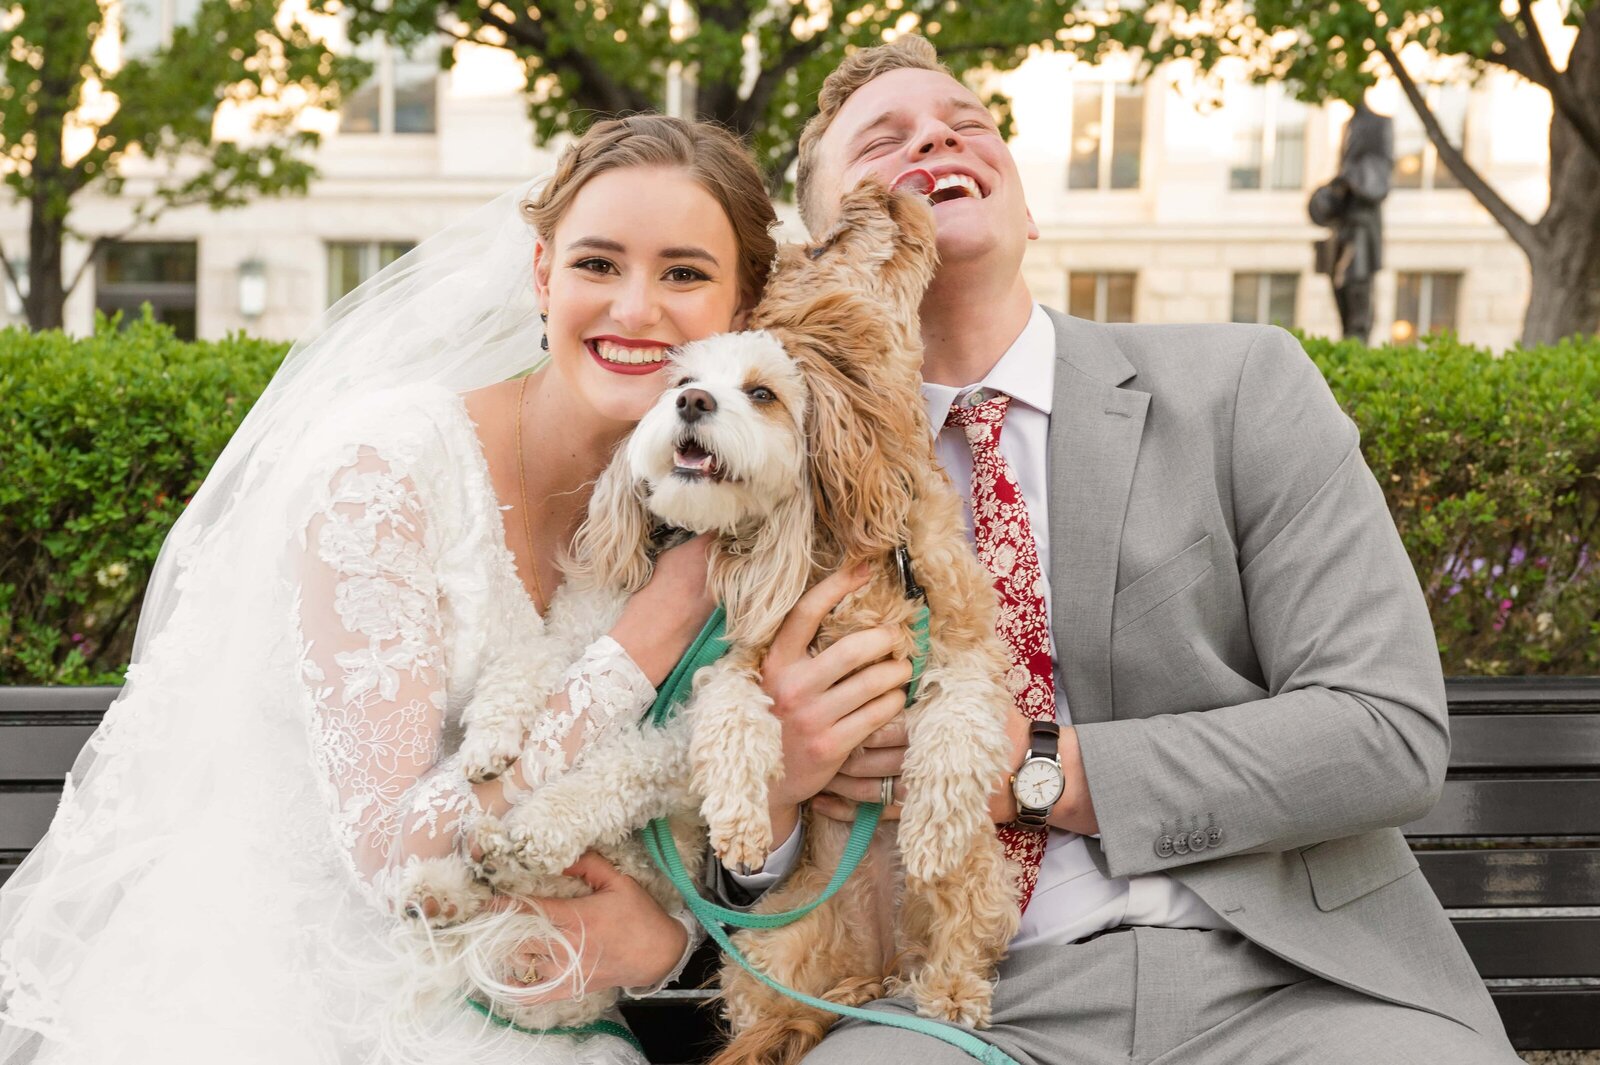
[1010,721,1065,828]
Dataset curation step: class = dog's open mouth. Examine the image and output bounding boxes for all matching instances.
[672,438,726,482]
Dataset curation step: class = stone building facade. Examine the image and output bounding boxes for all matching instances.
[0,22,1553,350]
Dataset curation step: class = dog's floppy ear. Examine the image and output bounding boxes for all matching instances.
[718,484,814,649]
[804,352,917,563]
[568,447,654,594]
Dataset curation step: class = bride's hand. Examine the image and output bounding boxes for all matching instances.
[609,534,717,687]
[498,852,689,1002]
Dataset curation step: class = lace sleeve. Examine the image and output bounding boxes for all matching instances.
[294,446,469,893]
[294,446,659,903]
[508,635,657,793]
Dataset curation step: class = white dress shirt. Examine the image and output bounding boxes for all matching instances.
[735,303,1230,949]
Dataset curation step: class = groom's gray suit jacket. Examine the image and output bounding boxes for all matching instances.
[1046,308,1503,1038]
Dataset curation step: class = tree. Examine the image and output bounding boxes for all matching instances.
[1066,0,1599,346]
[0,0,366,330]
[332,0,1081,192]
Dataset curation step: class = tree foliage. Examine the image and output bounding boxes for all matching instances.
[330,0,1082,188]
[1063,0,1600,345]
[0,0,367,328]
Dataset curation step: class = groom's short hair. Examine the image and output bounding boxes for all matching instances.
[795,34,949,232]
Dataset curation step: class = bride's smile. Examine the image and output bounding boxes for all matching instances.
[587,335,672,374]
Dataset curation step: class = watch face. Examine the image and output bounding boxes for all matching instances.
[1014,758,1065,810]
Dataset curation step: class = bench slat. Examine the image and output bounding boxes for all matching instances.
[0,686,120,716]
[1445,676,1600,710]
[1418,847,1600,907]
[1448,714,1600,770]
[1405,779,1600,836]
[1454,917,1600,978]
[0,790,62,851]
[0,725,97,781]
[1492,987,1600,1051]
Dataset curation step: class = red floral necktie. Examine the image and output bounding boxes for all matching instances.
[944,391,1053,913]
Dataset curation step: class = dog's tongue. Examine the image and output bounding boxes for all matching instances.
[891,169,935,196]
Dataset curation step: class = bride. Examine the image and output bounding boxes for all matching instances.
[0,115,778,1065]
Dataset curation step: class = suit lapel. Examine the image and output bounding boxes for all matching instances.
[1044,309,1149,725]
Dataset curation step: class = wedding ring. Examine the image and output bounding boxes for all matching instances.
[880,775,897,807]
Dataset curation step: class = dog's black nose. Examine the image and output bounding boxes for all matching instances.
[677,388,716,423]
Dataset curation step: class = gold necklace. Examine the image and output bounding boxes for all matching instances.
[515,373,547,616]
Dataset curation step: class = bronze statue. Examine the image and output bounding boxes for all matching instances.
[1309,101,1394,343]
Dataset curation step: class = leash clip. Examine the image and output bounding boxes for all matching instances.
[895,544,925,602]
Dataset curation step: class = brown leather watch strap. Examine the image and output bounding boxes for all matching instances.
[1029,720,1061,757]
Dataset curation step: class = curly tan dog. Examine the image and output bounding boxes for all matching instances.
[696,180,1020,1065]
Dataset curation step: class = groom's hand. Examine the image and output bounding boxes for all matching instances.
[761,565,914,834]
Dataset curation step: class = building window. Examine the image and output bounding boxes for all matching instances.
[1392,87,1467,191]
[327,241,416,305]
[96,242,199,340]
[1228,86,1307,191]
[1392,272,1461,343]
[1068,272,1136,323]
[1231,273,1299,328]
[340,37,439,135]
[119,0,202,58]
[1067,83,1143,190]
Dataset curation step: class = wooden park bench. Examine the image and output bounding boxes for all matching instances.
[2,678,1596,1059]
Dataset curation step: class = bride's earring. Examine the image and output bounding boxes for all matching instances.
[539,311,549,352]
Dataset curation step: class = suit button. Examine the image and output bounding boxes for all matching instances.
[1172,833,1190,856]
[1208,826,1223,848]
[1189,829,1208,852]
[1155,835,1175,858]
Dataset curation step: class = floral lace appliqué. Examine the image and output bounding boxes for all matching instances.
[519,636,654,786]
[297,450,478,892]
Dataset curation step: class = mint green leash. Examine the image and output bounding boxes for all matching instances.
[638,589,1020,1065]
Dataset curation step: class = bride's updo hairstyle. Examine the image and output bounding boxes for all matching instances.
[522,115,779,309]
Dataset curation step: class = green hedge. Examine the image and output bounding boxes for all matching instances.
[1,319,1595,683]
[1,314,287,683]
[1303,332,1599,676]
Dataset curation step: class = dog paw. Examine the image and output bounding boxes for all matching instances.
[500,816,579,877]
[398,860,491,928]
[909,970,993,1029]
[401,887,485,928]
[708,816,772,877]
[471,816,527,881]
[458,719,526,783]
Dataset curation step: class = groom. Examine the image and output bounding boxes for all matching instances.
[728,35,1521,1064]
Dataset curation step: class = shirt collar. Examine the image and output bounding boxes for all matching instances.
[922,303,1056,430]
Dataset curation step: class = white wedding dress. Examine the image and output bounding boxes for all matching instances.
[0,383,666,1065]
